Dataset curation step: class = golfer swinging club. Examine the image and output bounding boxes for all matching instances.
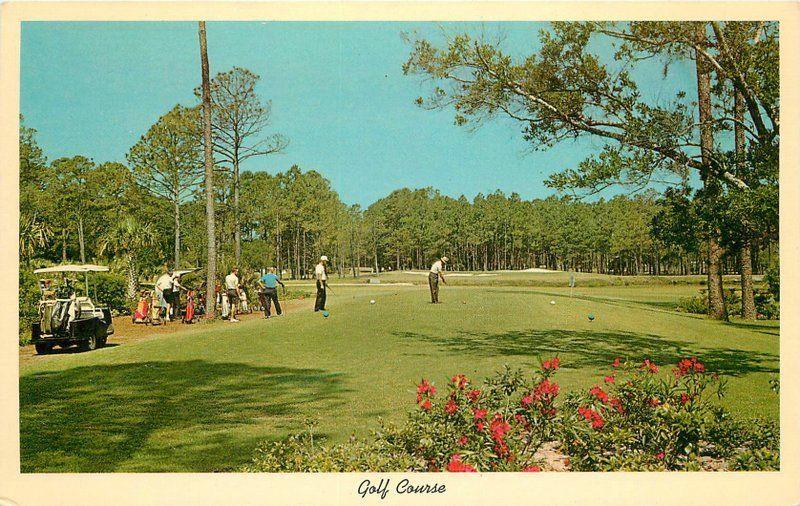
[314,255,328,312]
[429,256,448,303]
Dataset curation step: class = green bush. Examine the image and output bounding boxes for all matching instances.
[677,295,707,314]
[764,262,779,301]
[19,269,41,346]
[93,272,129,314]
[242,425,416,472]
[729,448,780,471]
[754,290,780,320]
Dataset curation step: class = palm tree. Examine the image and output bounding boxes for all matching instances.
[98,216,159,300]
[19,212,52,264]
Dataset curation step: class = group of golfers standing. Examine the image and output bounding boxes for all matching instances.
[156,253,449,322]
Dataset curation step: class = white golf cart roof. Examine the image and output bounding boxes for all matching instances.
[173,268,200,277]
[34,264,110,274]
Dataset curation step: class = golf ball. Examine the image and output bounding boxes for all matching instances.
[550,300,556,305]
[322,310,330,318]
[370,300,376,304]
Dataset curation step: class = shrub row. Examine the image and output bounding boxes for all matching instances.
[243,358,779,472]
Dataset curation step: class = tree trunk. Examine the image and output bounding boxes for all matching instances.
[61,228,67,262]
[78,216,86,263]
[127,255,138,301]
[695,25,727,320]
[233,155,241,266]
[199,21,217,318]
[174,200,181,268]
[733,90,756,319]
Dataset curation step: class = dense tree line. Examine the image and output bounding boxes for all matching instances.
[20,113,775,285]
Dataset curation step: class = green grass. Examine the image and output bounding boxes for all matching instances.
[19,282,779,472]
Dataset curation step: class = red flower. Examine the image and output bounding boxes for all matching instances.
[445,399,459,415]
[578,406,604,429]
[490,414,511,443]
[476,421,485,432]
[609,397,624,414]
[446,454,477,472]
[642,359,659,374]
[450,374,470,389]
[655,452,665,460]
[420,399,431,410]
[542,357,560,371]
[521,395,533,408]
[648,397,661,407]
[523,465,542,472]
[457,435,468,446]
[674,357,705,377]
[604,375,615,384]
[589,385,609,404]
[612,357,621,368]
[473,408,488,420]
[680,393,691,405]
[467,389,481,403]
[417,379,432,394]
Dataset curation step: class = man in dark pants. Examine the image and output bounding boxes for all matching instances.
[428,256,448,303]
[258,267,285,318]
[314,255,328,311]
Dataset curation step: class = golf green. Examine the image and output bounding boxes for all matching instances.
[19,284,779,472]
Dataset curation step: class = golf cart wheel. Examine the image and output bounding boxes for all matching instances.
[79,334,98,352]
[34,343,53,355]
[98,335,107,348]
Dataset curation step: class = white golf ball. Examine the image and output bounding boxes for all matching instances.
[370,300,376,304]
[550,300,556,305]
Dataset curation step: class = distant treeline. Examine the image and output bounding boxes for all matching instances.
[20,115,775,282]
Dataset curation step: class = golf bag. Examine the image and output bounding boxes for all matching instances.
[150,290,164,325]
[132,291,151,324]
[183,291,196,323]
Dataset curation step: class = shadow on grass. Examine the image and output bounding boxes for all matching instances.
[724,320,780,337]
[395,329,778,377]
[20,361,347,473]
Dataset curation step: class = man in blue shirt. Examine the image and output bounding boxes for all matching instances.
[258,267,286,318]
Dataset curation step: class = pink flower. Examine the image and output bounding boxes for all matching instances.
[604,375,615,384]
[655,452,665,460]
[523,465,542,472]
[467,389,481,403]
[521,395,533,408]
[457,435,468,446]
[612,358,621,368]
[473,408,488,420]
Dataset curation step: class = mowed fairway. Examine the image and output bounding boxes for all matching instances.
[19,281,779,472]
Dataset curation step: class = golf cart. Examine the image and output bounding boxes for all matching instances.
[30,264,115,354]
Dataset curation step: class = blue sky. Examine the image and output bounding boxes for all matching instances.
[21,22,697,206]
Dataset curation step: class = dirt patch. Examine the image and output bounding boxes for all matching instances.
[19,297,314,366]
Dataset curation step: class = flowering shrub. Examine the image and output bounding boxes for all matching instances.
[243,357,779,472]
[392,361,562,472]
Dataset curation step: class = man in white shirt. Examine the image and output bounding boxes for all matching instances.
[170,272,186,319]
[225,267,240,322]
[155,268,175,321]
[314,256,328,312]
[428,256,448,303]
